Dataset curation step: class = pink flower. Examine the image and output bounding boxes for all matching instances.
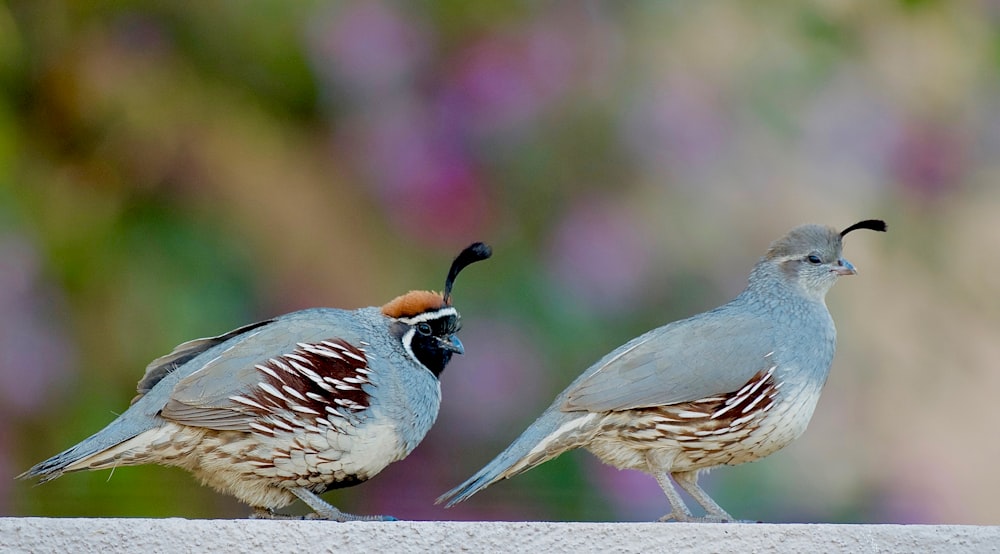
[545,197,653,314]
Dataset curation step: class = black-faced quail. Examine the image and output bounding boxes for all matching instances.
[438,222,886,522]
[20,242,492,521]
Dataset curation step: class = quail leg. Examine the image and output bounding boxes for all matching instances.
[671,471,736,523]
[290,487,397,522]
[650,467,695,522]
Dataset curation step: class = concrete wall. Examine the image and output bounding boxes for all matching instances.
[2,519,998,553]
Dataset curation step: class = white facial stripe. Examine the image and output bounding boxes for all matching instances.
[775,254,804,263]
[400,327,419,365]
[397,307,458,325]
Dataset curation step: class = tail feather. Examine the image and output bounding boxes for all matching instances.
[437,406,600,507]
[17,411,160,483]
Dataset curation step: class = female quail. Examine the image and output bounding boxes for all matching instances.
[21,243,492,521]
[438,222,886,522]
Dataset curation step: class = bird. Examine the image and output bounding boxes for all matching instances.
[438,221,886,522]
[20,242,492,521]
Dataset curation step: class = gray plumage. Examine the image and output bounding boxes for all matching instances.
[438,222,885,522]
[20,242,491,521]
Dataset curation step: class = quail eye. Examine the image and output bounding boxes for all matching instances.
[807,254,822,264]
[417,322,432,336]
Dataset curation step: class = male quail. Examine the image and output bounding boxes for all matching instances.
[20,242,492,521]
[438,221,886,522]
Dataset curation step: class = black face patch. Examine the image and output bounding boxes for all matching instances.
[395,312,462,377]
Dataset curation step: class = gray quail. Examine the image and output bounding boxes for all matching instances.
[438,221,886,522]
[20,242,492,521]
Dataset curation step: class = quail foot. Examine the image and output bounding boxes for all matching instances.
[438,221,886,522]
[20,242,492,521]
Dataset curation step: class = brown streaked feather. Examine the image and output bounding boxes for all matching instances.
[161,338,373,433]
[625,367,780,444]
[380,290,446,319]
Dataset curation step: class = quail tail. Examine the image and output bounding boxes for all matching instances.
[17,411,160,483]
[437,405,596,507]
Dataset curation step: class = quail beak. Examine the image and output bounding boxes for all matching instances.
[439,335,465,355]
[832,258,857,276]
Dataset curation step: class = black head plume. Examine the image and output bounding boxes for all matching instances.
[443,242,492,305]
[840,219,887,238]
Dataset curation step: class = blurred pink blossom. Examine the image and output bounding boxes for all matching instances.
[0,235,73,417]
[621,74,731,180]
[438,318,548,439]
[587,460,670,521]
[545,196,653,314]
[344,104,491,242]
[799,74,896,190]
[443,21,577,134]
[308,2,430,94]
[889,120,966,202]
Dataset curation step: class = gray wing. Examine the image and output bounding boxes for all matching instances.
[562,309,776,412]
[159,310,367,432]
[134,319,275,401]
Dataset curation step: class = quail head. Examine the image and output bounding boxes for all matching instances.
[438,221,886,522]
[20,242,492,521]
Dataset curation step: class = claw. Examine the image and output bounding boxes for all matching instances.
[658,512,685,523]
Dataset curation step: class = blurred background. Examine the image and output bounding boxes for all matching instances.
[2,1,999,524]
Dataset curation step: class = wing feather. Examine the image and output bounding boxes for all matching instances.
[133,319,274,402]
[156,309,369,432]
[562,308,776,412]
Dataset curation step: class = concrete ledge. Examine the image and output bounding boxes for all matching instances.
[2,518,997,553]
